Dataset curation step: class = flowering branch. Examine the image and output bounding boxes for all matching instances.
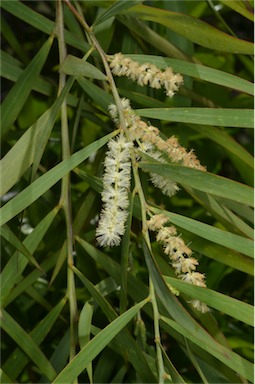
[62,3,209,383]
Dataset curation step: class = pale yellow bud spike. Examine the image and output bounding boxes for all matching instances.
[108,53,183,97]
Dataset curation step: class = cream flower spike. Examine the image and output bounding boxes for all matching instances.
[147,214,209,313]
[107,53,183,97]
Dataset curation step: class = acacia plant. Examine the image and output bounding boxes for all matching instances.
[0,1,254,383]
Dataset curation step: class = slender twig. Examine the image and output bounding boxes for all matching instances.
[56,1,78,378]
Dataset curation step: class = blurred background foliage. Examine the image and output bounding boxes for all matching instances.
[0,0,254,383]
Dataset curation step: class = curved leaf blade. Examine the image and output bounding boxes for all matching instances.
[143,238,253,383]
[179,230,254,275]
[0,225,43,273]
[0,132,116,226]
[2,298,67,380]
[150,206,254,258]
[93,0,144,26]
[124,4,254,54]
[1,36,53,137]
[61,55,106,80]
[140,161,254,207]
[128,54,254,96]
[219,0,254,22]
[52,298,149,383]
[0,78,74,197]
[161,316,253,382]
[1,208,59,305]
[164,277,253,326]
[73,266,157,383]
[1,310,56,382]
[1,0,89,52]
[188,124,253,169]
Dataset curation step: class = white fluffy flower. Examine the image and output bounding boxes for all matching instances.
[189,299,209,314]
[96,134,133,247]
[150,173,180,197]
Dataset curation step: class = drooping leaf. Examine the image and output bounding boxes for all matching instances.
[164,277,253,326]
[161,316,253,382]
[73,266,157,383]
[93,0,144,26]
[1,0,89,52]
[123,4,254,54]
[149,206,253,257]
[128,54,254,96]
[140,161,254,207]
[143,240,253,382]
[1,36,53,137]
[219,0,254,21]
[61,55,107,80]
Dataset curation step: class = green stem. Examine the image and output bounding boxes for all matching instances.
[57,1,78,378]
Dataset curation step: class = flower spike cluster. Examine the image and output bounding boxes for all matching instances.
[107,53,183,97]
[147,214,209,313]
[108,98,206,197]
[96,51,208,312]
[96,134,133,247]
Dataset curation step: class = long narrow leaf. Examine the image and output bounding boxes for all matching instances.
[73,266,157,383]
[1,310,56,382]
[128,54,254,96]
[143,240,253,381]
[187,124,253,169]
[161,316,253,382]
[1,0,89,52]
[52,298,149,383]
[4,253,58,307]
[93,0,144,26]
[1,208,59,305]
[164,277,253,326]
[1,36,53,137]
[61,55,106,80]
[0,370,13,384]
[150,206,253,257]
[186,188,254,239]
[179,227,254,276]
[78,301,94,382]
[0,78,74,196]
[219,0,254,21]
[0,225,43,273]
[2,298,67,380]
[0,132,116,226]
[140,161,254,207]
[124,4,254,54]
[137,108,254,128]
